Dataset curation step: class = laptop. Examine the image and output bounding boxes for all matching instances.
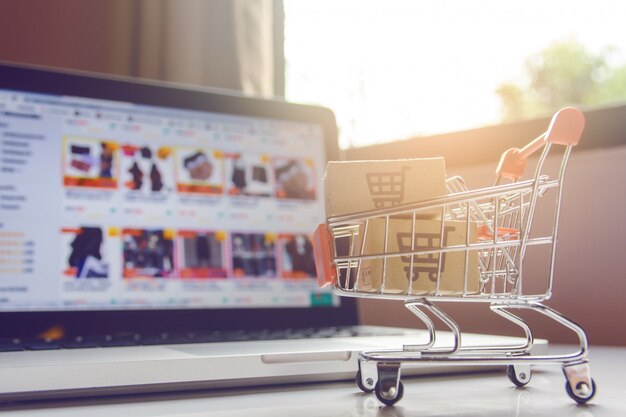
[0,62,544,401]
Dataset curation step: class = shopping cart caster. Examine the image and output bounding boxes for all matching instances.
[356,370,375,393]
[375,380,404,406]
[563,361,596,404]
[507,364,531,387]
[374,363,403,406]
[565,378,596,404]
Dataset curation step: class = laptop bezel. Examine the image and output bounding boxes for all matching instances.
[0,61,358,338]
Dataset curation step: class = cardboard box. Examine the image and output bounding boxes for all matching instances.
[354,218,480,295]
[324,158,446,219]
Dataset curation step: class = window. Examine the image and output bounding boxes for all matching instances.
[284,0,626,148]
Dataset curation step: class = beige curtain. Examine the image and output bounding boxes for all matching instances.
[134,0,275,96]
[0,0,276,96]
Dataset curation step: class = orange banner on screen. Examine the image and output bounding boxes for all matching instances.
[177,184,223,194]
[64,176,117,189]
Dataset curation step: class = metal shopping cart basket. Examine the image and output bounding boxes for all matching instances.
[313,107,595,406]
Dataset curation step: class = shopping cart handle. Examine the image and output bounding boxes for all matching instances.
[313,223,337,288]
[496,107,585,180]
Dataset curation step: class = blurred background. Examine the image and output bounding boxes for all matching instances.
[1,0,624,345]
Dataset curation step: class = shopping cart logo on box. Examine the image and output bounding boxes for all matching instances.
[366,166,410,208]
[397,226,455,283]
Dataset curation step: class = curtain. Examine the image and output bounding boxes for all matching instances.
[0,0,277,96]
[134,0,276,96]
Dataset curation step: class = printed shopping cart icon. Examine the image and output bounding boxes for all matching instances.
[397,226,455,283]
[314,107,596,406]
[366,166,410,208]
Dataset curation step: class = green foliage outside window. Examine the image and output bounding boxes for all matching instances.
[497,38,626,122]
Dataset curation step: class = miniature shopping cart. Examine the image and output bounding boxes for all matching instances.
[313,107,595,406]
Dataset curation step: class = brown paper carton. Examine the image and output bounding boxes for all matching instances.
[355,218,480,295]
[324,158,446,219]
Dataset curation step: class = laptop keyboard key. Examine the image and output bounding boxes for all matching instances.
[23,339,62,350]
[61,336,100,349]
[0,338,24,352]
[98,333,141,347]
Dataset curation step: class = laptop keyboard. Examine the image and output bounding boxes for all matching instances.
[0,327,399,352]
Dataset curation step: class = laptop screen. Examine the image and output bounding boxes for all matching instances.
[0,78,337,312]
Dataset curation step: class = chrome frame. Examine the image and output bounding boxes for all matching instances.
[324,139,594,404]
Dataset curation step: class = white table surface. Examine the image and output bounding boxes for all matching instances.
[1,344,625,417]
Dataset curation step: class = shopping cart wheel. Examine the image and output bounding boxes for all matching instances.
[563,360,595,404]
[565,378,596,404]
[375,380,404,406]
[507,364,531,387]
[356,370,375,393]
